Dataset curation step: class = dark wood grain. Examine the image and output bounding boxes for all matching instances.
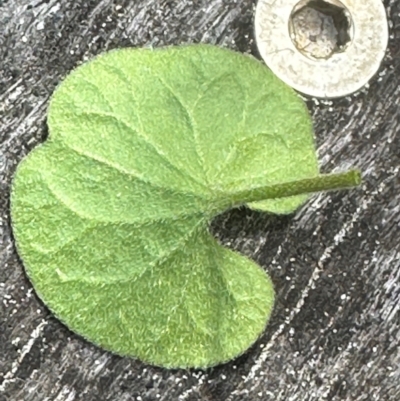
[1,1,399,400]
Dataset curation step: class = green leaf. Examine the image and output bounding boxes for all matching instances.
[11,45,360,368]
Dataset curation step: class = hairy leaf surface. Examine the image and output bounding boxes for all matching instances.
[12,45,323,368]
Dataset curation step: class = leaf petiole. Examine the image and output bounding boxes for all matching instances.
[222,170,361,208]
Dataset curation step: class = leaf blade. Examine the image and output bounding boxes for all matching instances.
[12,44,353,368]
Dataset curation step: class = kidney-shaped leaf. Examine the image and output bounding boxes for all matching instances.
[11,45,358,368]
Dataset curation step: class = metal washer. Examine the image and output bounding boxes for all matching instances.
[255,0,389,98]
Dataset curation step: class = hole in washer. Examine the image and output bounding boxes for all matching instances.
[289,0,353,60]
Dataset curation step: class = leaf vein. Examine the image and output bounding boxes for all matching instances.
[155,75,208,182]
[53,218,207,285]
[63,138,212,201]
[95,62,209,189]
[39,169,204,225]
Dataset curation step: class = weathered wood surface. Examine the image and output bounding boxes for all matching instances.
[1,0,399,400]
